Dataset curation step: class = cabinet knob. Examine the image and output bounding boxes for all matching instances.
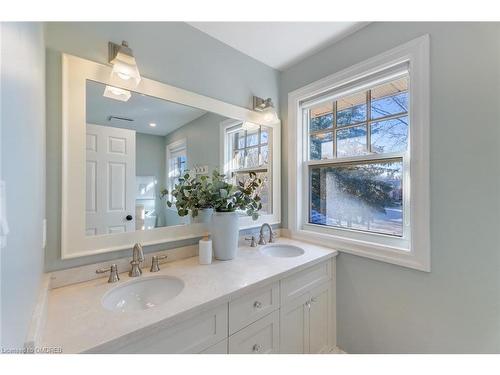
[252,344,262,353]
[253,301,262,309]
[125,215,133,221]
[305,301,311,309]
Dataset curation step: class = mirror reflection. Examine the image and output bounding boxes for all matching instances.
[85,80,272,236]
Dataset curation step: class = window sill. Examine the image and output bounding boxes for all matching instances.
[289,228,430,272]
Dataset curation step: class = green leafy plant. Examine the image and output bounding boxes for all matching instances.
[160,170,263,220]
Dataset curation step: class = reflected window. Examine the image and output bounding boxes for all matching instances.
[166,139,187,201]
[225,123,272,214]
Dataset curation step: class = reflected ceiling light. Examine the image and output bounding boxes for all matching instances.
[149,123,157,127]
[253,96,279,123]
[103,85,131,102]
[108,40,141,86]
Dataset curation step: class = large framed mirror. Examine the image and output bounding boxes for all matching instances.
[61,54,281,259]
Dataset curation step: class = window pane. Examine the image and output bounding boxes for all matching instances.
[310,132,333,160]
[246,147,259,168]
[234,171,271,214]
[371,77,408,120]
[260,128,269,144]
[232,150,245,170]
[336,125,367,157]
[179,156,187,174]
[260,145,269,166]
[310,103,333,132]
[371,116,408,153]
[233,130,246,149]
[246,130,259,147]
[337,92,367,126]
[309,160,403,236]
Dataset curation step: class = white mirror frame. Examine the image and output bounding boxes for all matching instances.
[61,53,281,259]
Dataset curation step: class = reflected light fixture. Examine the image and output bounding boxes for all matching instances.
[149,123,157,127]
[253,96,279,123]
[108,40,141,85]
[103,85,131,102]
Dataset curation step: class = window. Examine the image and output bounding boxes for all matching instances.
[288,36,430,271]
[166,139,187,200]
[307,77,408,237]
[223,122,272,214]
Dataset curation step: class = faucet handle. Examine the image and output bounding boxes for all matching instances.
[245,236,258,247]
[150,255,168,272]
[96,264,120,283]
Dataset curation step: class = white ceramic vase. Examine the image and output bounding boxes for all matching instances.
[211,211,239,260]
[191,208,214,224]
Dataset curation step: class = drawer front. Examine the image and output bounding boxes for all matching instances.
[103,304,228,354]
[281,261,331,305]
[200,339,228,354]
[228,310,279,354]
[229,282,279,335]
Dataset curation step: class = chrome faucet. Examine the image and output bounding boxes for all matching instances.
[129,243,144,277]
[258,223,277,245]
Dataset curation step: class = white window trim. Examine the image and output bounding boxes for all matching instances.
[287,35,430,272]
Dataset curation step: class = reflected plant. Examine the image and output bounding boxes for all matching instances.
[160,170,263,220]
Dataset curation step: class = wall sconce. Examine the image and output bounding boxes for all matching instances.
[108,40,141,85]
[253,96,279,122]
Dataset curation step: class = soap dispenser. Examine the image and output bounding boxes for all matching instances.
[198,232,212,265]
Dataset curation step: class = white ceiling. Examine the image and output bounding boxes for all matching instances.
[187,22,368,71]
[86,80,207,136]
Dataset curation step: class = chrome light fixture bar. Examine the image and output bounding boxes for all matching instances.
[253,95,279,122]
[108,40,141,85]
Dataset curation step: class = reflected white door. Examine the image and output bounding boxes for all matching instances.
[86,124,136,235]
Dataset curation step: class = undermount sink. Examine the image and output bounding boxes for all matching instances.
[260,244,305,258]
[101,275,184,313]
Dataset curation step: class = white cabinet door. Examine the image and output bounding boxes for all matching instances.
[279,292,310,354]
[86,123,136,235]
[309,282,332,354]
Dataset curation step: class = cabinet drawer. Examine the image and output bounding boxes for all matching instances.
[229,282,279,335]
[280,261,331,305]
[200,339,228,354]
[99,304,228,354]
[228,310,279,354]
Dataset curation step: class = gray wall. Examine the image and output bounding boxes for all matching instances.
[280,22,500,353]
[136,133,166,227]
[164,111,225,172]
[1,22,46,349]
[44,22,280,271]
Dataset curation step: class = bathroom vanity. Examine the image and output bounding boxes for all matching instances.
[39,239,337,354]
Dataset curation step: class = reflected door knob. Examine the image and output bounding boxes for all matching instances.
[126,215,133,221]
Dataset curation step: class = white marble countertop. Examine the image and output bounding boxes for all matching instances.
[41,238,338,353]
